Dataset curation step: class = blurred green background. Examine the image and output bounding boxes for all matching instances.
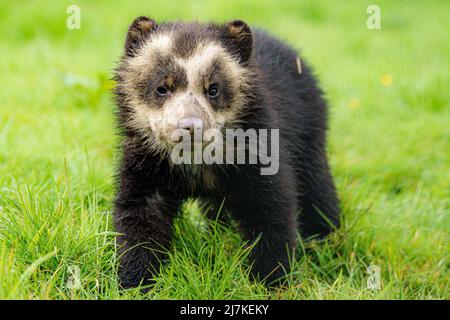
[0,1,448,299]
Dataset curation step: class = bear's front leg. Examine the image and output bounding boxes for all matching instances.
[113,192,181,289]
[242,214,297,285]
[227,169,298,286]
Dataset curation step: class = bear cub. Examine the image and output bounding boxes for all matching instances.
[113,16,340,289]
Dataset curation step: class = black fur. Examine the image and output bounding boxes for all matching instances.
[113,19,340,289]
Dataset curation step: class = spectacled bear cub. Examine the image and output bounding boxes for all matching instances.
[113,16,340,289]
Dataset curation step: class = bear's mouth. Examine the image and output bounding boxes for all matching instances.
[168,128,215,147]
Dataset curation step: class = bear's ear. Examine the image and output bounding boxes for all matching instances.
[222,20,253,64]
[125,16,158,57]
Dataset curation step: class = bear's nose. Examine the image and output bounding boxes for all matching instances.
[177,117,203,134]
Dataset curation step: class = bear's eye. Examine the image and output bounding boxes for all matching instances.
[207,84,219,98]
[156,86,169,97]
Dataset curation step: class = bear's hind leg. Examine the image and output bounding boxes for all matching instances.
[296,154,340,241]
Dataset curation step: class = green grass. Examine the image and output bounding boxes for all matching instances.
[0,0,448,299]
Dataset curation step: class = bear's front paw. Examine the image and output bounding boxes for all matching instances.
[118,265,155,292]
[250,261,289,288]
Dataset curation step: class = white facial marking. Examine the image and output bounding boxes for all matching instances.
[174,42,252,126]
[118,33,255,158]
[140,33,172,57]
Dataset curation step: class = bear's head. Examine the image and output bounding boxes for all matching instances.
[115,17,256,158]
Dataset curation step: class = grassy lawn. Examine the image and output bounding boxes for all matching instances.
[0,0,448,299]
